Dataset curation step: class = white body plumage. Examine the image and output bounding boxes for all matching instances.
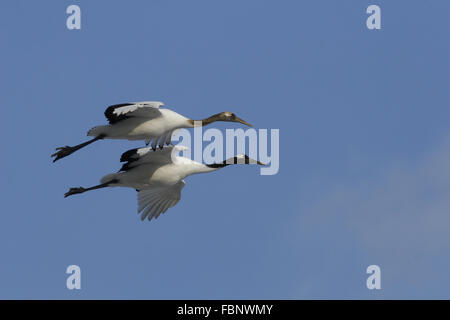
[52,100,252,162]
[64,145,263,222]
[100,147,217,221]
[88,108,190,144]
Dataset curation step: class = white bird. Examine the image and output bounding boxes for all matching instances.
[52,101,252,162]
[64,145,264,221]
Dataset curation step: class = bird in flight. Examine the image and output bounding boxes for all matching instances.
[51,101,252,162]
[64,145,264,221]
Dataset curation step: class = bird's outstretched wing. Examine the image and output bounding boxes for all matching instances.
[119,145,188,172]
[137,180,186,221]
[104,101,164,124]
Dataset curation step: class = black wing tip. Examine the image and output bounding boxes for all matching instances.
[120,148,140,162]
[119,163,130,172]
[119,146,169,171]
[105,103,133,113]
[104,103,134,124]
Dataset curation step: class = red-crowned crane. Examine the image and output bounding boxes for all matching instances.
[51,101,252,162]
[64,145,264,221]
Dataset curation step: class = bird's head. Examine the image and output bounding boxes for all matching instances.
[214,112,253,127]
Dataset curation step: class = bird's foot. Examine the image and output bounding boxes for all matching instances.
[51,146,76,162]
[64,187,86,198]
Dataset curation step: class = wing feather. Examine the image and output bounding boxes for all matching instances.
[119,145,189,172]
[158,130,173,148]
[160,199,173,215]
[151,138,158,150]
[151,201,166,220]
[142,198,163,221]
[165,131,173,145]
[104,101,164,124]
[137,180,186,222]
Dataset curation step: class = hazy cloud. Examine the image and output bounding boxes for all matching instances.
[292,134,450,298]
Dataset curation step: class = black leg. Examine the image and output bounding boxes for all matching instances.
[64,179,118,198]
[52,135,105,162]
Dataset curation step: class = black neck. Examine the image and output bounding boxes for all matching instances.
[206,156,250,168]
[206,162,228,168]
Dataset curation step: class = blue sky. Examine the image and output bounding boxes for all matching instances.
[0,0,449,299]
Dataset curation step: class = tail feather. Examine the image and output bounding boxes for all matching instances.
[100,173,118,184]
[87,125,108,137]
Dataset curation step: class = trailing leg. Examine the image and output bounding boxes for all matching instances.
[52,135,105,162]
[64,179,118,198]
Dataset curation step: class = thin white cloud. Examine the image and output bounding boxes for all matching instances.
[292,134,450,298]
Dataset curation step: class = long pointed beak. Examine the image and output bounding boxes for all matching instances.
[235,116,253,127]
[247,158,266,165]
